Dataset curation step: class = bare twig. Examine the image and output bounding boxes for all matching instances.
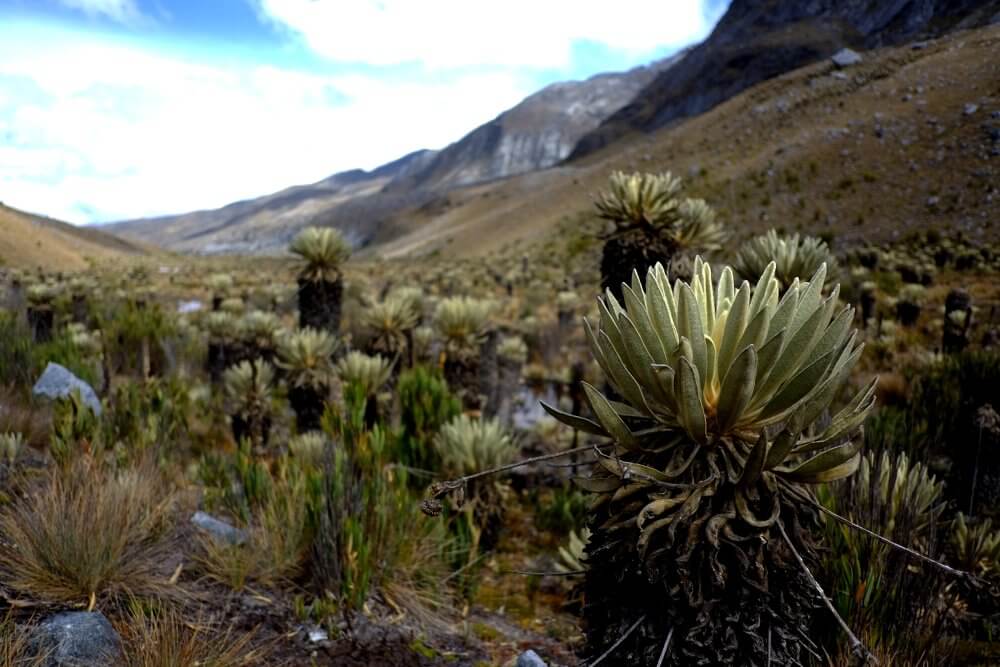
[442,551,490,585]
[655,627,674,667]
[504,569,586,577]
[777,520,875,665]
[586,614,646,667]
[439,444,595,486]
[806,497,979,583]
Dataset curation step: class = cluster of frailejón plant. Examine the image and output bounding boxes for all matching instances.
[289,227,351,283]
[545,257,876,664]
[595,171,726,251]
[734,229,838,290]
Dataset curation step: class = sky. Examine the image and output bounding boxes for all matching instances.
[0,0,729,224]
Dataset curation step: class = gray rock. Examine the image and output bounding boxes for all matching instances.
[191,511,247,545]
[831,48,863,68]
[32,363,101,416]
[30,611,123,666]
[964,103,979,116]
[516,650,547,667]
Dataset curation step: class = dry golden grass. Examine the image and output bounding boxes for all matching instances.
[194,475,310,591]
[117,601,265,667]
[0,204,148,271]
[0,458,175,605]
[0,612,47,667]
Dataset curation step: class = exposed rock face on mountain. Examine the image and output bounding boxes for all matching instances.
[569,0,1000,159]
[391,53,685,192]
[107,56,683,254]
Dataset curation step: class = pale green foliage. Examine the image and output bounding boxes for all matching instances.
[0,433,23,464]
[219,297,245,314]
[595,171,683,229]
[854,450,945,539]
[555,528,590,573]
[497,336,528,365]
[26,283,59,306]
[898,284,925,304]
[435,415,517,476]
[546,258,875,557]
[557,291,579,312]
[674,198,726,252]
[336,351,393,397]
[204,312,236,341]
[734,229,838,289]
[288,431,328,466]
[363,293,420,352]
[207,273,234,294]
[952,513,1000,575]
[289,227,351,282]
[223,359,275,417]
[594,171,727,250]
[434,297,493,350]
[276,328,338,390]
[238,310,282,348]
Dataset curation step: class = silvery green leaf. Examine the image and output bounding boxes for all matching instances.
[717,283,750,373]
[717,344,757,432]
[738,430,768,488]
[540,401,608,436]
[674,357,707,444]
[678,283,708,384]
[748,262,777,318]
[764,428,799,469]
[582,382,639,450]
[776,434,863,483]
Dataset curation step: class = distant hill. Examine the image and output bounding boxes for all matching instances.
[569,0,1000,159]
[0,204,149,271]
[103,54,685,254]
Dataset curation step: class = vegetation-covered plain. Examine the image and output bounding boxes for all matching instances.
[0,172,998,666]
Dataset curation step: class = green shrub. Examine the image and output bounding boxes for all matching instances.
[396,366,460,472]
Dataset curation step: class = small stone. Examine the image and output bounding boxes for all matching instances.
[831,48,862,68]
[29,611,123,666]
[191,511,247,545]
[926,196,940,208]
[964,103,979,116]
[516,650,548,667]
[32,363,101,416]
[831,71,848,80]
[177,300,203,314]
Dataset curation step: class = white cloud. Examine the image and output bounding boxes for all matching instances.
[0,27,533,223]
[58,0,144,24]
[255,0,720,68]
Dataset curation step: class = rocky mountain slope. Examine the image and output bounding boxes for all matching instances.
[106,56,682,254]
[0,204,148,271]
[371,24,999,260]
[569,0,1000,159]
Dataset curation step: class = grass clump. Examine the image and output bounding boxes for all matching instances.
[0,458,174,605]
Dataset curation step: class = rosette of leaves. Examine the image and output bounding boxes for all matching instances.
[362,292,420,358]
[223,359,275,448]
[277,328,338,432]
[336,351,393,427]
[734,229,838,290]
[952,513,1000,576]
[289,227,351,334]
[288,431,328,467]
[543,257,876,665]
[435,415,517,550]
[434,297,493,355]
[594,171,727,297]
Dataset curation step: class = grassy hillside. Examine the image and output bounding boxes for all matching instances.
[0,204,150,271]
[372,24,999,259]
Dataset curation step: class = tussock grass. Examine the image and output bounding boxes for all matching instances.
[0,612,47,667]
[0,458,175,605]
[194,467,310,591]
[118,601,264,666]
